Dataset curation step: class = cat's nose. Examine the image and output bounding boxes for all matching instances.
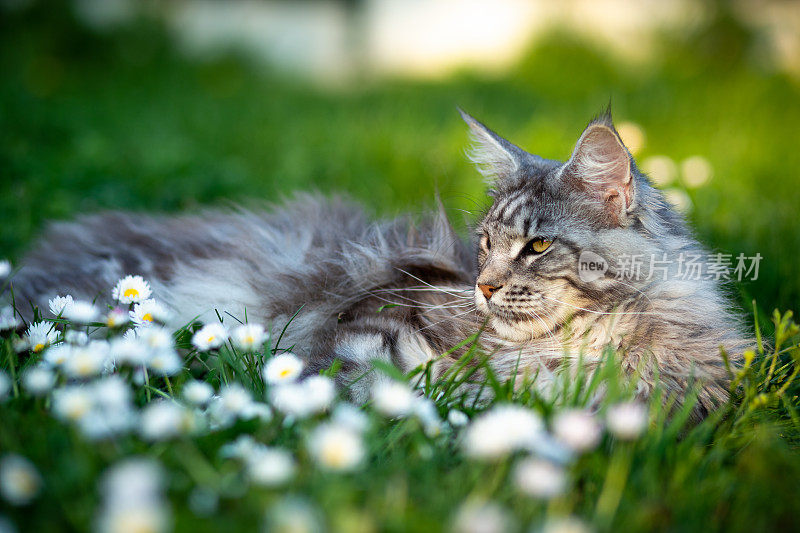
[478,284,502,300]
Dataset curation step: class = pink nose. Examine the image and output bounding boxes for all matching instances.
[478,284,502,300]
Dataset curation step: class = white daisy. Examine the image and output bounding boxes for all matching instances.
[112,275,152,305]
[48,295,74,316]
[63,342,109,379]
[62,300,99,323]
[109,337,148,366]
[97,459,170,533]
[0,455,41,506]
[552,409,602,453]
[140,402,193,441]
[447,409,469,427]
[230,323,267,351]
[0,260,11,278]
[25,322,58,353]
[64,330,89,345]
[372,380,416,418]
[331,403,369,433]
[0,307,20,331]
[182,380,214,406]
[514,458,567,499]
[307,422,364,472]
[452,502,511,533]
[21,366,56,396]
[43,344,72,367]
[262,352,303,384]
[463,405,545,459]
[146,350,182,376]
[104,308,130,329]
[270,376,335,418]
[606,402,648,440]
[52,386,93,422]
[130,299,169,327]
[245,447,295,486]
[191,323,228,351]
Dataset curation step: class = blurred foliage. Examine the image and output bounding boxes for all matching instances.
[1,1,799,318]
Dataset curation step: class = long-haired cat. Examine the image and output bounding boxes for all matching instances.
[6,110,750,414]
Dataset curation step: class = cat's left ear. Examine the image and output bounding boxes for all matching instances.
[459,108,529,190]
[563,117,636,226]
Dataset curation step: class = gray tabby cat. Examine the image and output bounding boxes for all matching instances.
[7,110,750,415]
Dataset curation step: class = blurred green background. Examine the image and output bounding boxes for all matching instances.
[1,0,799,319]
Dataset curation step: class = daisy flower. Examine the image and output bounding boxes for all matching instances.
[25,322,58,353]
[262,352,303,384]
[452,502,512,533]
[104,308,129,329]
[191,323,228,351]
[64,330,89,345]
[140,402,194,441]
[146,350,182,376]
[0,455,42,506]
[513,458,567,499]
[63,341,110,379]
[463,405,545,460]
[372,380,416,418]
[0,260,11,278]
[270,376,335,418]
[331,403,369,433]
[48,295,74,317]
[0,307,19,331]
[182,380,214,406]
[62,300,99,323]
[448,409,469,427]
[606,402,648,440]
[307,422,364,472]
[552,409,602,453]
[21,366,56,397]
[44,344,72,367]
[52,386,93,422]
[230,323,267,351]
[245,447,296,487]
[130,299,170,327]
[112,275,152,304]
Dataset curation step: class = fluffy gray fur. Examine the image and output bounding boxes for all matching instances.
[6,111,750,415]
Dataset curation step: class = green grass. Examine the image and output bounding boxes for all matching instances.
[1,4,800,532]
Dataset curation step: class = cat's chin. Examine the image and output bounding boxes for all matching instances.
[489,316,539,342]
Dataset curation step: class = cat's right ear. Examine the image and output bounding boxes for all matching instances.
[459,109,527,190]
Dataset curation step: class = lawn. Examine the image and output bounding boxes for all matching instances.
[1,4,799,533]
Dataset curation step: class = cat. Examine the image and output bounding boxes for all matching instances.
[5,109,750,415]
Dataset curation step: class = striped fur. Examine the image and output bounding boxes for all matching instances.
[5,112,750,416]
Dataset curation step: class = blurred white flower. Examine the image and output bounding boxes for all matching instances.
[191,323,228,351]
[48,295,74,317]
[552,409,602,453]
[146,349,182,377]
[246,447,295,486]
[371,380,416,418]
[0,371,10,402]
[262,352,303,384]
[265,497,321,533]
[62,342,109,379]
[52,386,93,422]
[230,323,267,351]
[514,458,567,499]
[25,322,58,353]
[21,366,55,396]
[112,275,152,305]
[64,330,89,346]
[130,299,170,327]
[447,409,469,427]
[307,422,364,472]
[97,458,170,533]
[109,337,148,366]
[463,405,544,459]
[0,307,20,331]
[0,260,10,278]
[43,344,71,367]
[218,383,252,413]
[541,516,593,533]
[137,327,181,375]
[606,402,648,440]
[414,396,444,437]
[182,380,214,406]
[332,403,369,433]
[140,401,193,441]
[238,401,273,422]
[219,435,259,460]
[104,308,130,329]
[0,455,41,506]
[452,501,511,533]
[270,376,335,418]
[62,300,99,323]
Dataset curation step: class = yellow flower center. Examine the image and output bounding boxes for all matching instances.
[244,335,254,345]
[33,343,45,353]
[322,443,348,468]
[123,288,139,298]
[279,368,292,378]
[142,313,153,322]
[207,335,215,343]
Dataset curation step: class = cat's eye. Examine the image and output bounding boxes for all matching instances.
[523,238,552,255]
[482,235,491,251]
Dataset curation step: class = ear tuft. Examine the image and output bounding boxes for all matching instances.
[565,118,635,225]
[459,108,525,187]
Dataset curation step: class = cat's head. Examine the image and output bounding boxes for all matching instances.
[462,109,686,341]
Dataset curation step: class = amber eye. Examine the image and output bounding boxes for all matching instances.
[523,238,552,255]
